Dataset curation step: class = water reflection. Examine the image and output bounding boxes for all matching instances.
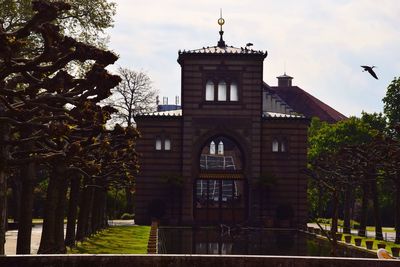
[158,228,374,258]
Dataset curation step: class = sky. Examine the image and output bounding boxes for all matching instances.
[106,0,400,117]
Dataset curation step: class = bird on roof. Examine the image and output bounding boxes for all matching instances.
[246,43,253,47]
[361,65,378,79]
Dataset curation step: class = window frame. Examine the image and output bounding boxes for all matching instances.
[203,73,241,104]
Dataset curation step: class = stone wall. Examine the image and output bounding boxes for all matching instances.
[1,255,399,267]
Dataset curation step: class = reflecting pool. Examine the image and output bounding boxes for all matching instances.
[158,227,374,257]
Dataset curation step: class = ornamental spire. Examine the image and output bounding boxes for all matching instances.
[217,9,226,48]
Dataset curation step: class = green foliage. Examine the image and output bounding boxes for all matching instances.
[308,117,376,161]
[0,0,116,46]
[383,76,400,136]
[68,226,150,254]
[120,213,134,220]
[361,111,387,133]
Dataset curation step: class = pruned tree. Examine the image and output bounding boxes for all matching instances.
[108,67,158,127]
[0,0,124,254]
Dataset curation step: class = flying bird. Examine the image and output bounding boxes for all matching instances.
[361,65,378,79]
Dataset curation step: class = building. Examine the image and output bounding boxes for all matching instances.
[134,17,346,227]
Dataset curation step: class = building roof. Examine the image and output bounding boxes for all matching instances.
[178,45,267,57]
[139,109,182,117]
[265,83,347,123]
[262,112,305,119]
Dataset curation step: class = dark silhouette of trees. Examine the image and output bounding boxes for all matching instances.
[0,0,139,254]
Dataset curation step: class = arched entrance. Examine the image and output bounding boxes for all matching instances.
[194,136,247,224]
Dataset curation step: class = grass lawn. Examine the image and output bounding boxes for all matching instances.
[68,225,150,254]
[337,234,400,251]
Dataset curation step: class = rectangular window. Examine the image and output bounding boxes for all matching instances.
[164,138,171,150]
[272,140,279,152]
[205,81,214,101]
[230,82,238,101]
[155,138,162,150]
[218,81,227,101]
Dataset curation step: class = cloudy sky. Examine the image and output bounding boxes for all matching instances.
[106,0,400,117]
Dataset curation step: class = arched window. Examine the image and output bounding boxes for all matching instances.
[155,137,162,150]
[205,80,214,101]
[281,140,286,152]
[200,136,242,171]
[164,138,171,151]
[218,81,227,101]
[272,139,279,152]
[230,82,238,101]
[210,141,216,155]
[217,141,224,155]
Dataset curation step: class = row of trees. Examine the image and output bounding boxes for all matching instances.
[0,0,158,255]
[308,76,400,249]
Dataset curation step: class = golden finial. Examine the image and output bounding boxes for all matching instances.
[218,9,225,30]
[217,9,226,47]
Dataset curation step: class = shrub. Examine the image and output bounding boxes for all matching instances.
[120,213,135,220]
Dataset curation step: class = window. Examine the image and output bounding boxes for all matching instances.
[281,140,286,152]
[165,138,171,150]
[230,82,238,101]
[200,136,242,171]
[210,141,216,155]
[217,141,224,155]
[272,138,288,153]
[218,81,227,101]
[155,136,171,151]
[205,81,214,101]
[155,137,162,150]
[272,139,279,152]
[204,79,239,102]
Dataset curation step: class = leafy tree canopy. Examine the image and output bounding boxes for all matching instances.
[0,0,116,46]
[308,117,377,161]
[383,76,400,136]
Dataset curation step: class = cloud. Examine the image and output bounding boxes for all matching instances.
[107,0,400,116]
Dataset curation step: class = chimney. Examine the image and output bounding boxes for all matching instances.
[277,73,293,87]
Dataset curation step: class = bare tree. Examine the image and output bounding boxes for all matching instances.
[108,67,158,127]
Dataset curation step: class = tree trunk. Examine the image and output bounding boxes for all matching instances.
[358,181,369,237]
[54,174,68,253]
[91,185,102,233]
[343,185,351,234]
[125,188,134,214]
[38,163,68,254]
[65,176,81,247]
[10,175,21,223]
[317,184,323,218]
[0,167,7,255]
[76,182,94,241]
[395,178,400,244]
[0,114,10,255]
[16,158,36,254]
[370,174,383,240]
[330,190,339,257]
[38,168,58,253]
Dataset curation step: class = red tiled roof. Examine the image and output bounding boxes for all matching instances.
[266,83,347,123]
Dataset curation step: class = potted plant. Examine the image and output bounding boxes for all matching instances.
[336,233,343,241]
[377,243,386,249]
[344,235,352,243]
[391,247,400,257]
[354,238,362,246]
[365,240,374,249]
